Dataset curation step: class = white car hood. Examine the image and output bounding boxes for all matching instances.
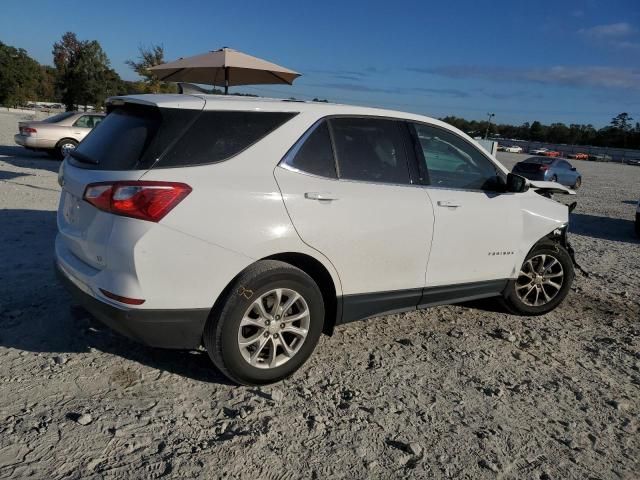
[527,180,576,195]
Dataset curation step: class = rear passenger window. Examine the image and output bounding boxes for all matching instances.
[159,111,297,167]
[330,117,410,185]
[286,121,336,178]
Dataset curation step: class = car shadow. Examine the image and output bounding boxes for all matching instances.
[570,212,639,244]
[0,208,233,385]
[0,145,60,174]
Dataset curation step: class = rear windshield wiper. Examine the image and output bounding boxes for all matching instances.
[69,150,99,165]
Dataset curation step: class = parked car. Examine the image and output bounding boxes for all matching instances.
[567,153,589,160]
[626,158,640,166]
[14,111,105,159]
[530,147,549,155]
[512,157,582,189]
[543,150,561,157]
[55,94,577,385]
[588,154,611,162]
[504,145,523,153]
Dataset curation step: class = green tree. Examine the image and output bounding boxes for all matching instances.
[0,41,42,107]
[126,45,176,93]
[53,32,118,111]
[610,112,633,132]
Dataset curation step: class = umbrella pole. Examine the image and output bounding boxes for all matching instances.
[224,67,229,95]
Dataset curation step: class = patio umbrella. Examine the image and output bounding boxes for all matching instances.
[148,47,301,94]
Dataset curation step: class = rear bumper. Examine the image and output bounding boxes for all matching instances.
[14,134,53,149]
[55,261,209,349]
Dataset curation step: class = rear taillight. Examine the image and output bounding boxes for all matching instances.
[83,181,192,222]
[22,127,37,135]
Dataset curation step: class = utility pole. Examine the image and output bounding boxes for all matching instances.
[484,113,495,139]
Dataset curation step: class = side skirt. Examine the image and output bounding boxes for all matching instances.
[338,279,509,325]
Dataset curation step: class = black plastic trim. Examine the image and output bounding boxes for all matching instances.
[338,279,509,325]
[418,279,508,308]
[56,263,209,349]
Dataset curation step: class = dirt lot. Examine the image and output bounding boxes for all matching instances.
[0,110,639,479]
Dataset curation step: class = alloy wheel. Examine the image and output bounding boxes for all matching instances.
[515,254,564,307]
[237,288,310,369]
[61,142,76,156]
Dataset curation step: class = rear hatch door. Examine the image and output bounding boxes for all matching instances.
[58,97,205,270]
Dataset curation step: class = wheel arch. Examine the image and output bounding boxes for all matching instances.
[206,251,341,339]
[55,137,78,148]
[262,252,340,336]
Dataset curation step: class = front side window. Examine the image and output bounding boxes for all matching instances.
[285,121,337,178]
[330,117,410,185]
[411,123,499,190]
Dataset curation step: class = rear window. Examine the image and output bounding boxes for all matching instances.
[42,112,76,123]
[70,105,297,170]
[524,157,553,164]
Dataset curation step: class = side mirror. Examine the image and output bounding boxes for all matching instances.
[506,173,529,193]
[571,167,576,171]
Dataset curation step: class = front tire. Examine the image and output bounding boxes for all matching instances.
[502,244,574,316]
[573,177,582,189]
[203,260,325,385]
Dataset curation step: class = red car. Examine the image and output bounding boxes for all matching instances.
[542,150,560,157]
[568,153,588,160]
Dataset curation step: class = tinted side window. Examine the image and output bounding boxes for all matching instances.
[159,111,297,167]
[412,123,498,190]
[92,116,103,127]
[330,117,410,185]
[286,121,336,178]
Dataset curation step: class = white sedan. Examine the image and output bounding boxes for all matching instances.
[504,145,523,153]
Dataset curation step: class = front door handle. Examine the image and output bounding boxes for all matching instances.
[305,192,338,201]
[437,200,462,208]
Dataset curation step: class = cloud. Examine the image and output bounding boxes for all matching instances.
[578,22,635,38]
[610,40,640,50]
[410,87,469,98]
[308,69,370,79]
[409,66,640,90]
[310,82,470,98]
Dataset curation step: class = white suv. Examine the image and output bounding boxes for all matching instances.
[56,94,577,385]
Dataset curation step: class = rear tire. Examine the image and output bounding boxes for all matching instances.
[551,175,558,182]
[573,177,582,189]
[203,260,324,386]
[55,139,78,159]
[502,243,574,316]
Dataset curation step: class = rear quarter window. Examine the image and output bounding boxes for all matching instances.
[157,111,297,168]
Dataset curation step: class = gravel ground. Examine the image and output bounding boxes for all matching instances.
[0,110,639,479]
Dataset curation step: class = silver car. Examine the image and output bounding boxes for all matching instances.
[14,111,105,159]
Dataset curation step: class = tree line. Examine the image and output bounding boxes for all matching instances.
[441,113,640,150]
[1,33,181,111]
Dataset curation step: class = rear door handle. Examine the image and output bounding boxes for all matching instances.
[305,192,338,201]
[437,200,462,208]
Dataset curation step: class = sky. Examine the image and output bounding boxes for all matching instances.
[1,0,639,127]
